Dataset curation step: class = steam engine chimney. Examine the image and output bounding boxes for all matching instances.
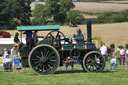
[87,21,92,44]
[86,21,96,50]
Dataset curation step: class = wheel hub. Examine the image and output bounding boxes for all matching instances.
[41,57,48,63]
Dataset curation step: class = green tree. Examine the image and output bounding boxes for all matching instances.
[11,0,32,26]
[32,0,75,25]
[0,0,32,29]
[31,0,36,1]
[66,10,84,24]
[57,0,75,23]
[39,0,46,1]
[0,0,11,28]
[93,36,104,47]
[125,43,128,49]
[32,4,51,25]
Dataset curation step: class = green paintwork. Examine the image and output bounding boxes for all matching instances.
[19,48,27,57]
[76,44,85,49]
[75,34,84,41]
[21,59,29,67]
[37,39,51,45]
[62,44,85,50]
[17,25,60,31]
[19,47,29,67]
[29,44,60,75]
[62,44,74,50]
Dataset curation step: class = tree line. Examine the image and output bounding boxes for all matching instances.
[0,0,84,29]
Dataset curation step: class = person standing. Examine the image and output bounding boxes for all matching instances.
[119,46,125,65]
[14,32,20,47]
[33,31,38,46]
[23,31,33,55]
[126,48,128,64]
[3,48,8,59]
[100,43,107,60]
[10,46,17,59]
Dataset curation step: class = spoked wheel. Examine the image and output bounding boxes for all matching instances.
[45,30,65,47]
[45,30,65,40]
[82,51,105,72]
[28,44,60,75]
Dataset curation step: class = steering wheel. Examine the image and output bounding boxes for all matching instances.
[45,30,65,47]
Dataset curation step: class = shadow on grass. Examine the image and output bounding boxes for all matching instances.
[20,68,115,75]
[55,70,85,74]
[54,69,113,74]
[101,70,113,73]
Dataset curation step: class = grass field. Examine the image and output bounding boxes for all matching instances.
[0,63,128,85]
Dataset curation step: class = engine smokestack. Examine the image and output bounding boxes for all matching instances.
[87,21,92,44]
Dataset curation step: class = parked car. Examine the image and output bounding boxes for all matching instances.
[0,31,11,38]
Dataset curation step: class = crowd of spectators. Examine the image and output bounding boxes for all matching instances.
[100,43,128,71]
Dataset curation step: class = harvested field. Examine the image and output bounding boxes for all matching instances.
[101,1,128,4]
[5,22,128,48]
[31,2,128,13]
[74,2,128,13]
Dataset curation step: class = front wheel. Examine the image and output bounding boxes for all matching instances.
[28,44,60,75]
[82,51,105,72]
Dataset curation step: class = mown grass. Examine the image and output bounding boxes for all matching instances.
[0,62,128,85]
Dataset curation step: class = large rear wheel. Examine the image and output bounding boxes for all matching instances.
[28,44,60,75]
[82,51,105,72]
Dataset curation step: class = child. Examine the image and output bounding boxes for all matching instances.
[110,55,117,71]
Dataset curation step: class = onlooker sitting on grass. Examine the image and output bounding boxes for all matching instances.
[110,55,117,71]
[3,50,13,72]
[65,56,74,70]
